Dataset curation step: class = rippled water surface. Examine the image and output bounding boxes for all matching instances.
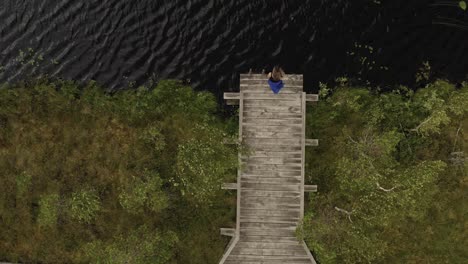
[1,0,467,96]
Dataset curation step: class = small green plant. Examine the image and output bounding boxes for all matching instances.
[118,172,168,214]
[335,76,349,87]
[16,48,44,66]
[318,82,331,99]
[68,189,101,224]
[415,61,432,85]
[15,172,32,197]
[460,1,466,10]
[38,193,60,227]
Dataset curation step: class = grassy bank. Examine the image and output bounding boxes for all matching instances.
[0,79,238,263]
[303,80,468,263]
[0,77,466,263]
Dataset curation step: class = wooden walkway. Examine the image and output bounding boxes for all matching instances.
[220,74,318,264]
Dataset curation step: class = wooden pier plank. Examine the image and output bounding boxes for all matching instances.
[241,79,303,86]
[243,105,302,113]
[243,111,302,119]
[240,84,302,93]
[220,74,316,264]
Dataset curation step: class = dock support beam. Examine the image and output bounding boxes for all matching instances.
[224,92,240,105]
[306,94,319,102]
[220,228,236,237]
[222,183,238,190]
[305,139,319,146]
[304,185,318,192]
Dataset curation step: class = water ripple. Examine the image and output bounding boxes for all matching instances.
[0,0,466,95]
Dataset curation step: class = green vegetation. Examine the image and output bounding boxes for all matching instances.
[303,80,467,263]
[0,79,237,263]
[0,76,466,263]
[460,1,467,11]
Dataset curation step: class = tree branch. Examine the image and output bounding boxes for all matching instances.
[453,123,462,152]
[347,135,359,145]
[334,206,353,223]
[376,182,396,192]
[410,116,433,133]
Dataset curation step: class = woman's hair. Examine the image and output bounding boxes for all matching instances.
[271,66,285,81]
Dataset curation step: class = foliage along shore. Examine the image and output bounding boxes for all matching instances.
[0,79,238,263]
[303,79,467,263]
[0,78,466,263]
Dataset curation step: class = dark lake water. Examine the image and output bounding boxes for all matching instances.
[1,0,467,99]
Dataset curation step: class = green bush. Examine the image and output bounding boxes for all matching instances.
[0,78,237,264]
[303,80,468,263]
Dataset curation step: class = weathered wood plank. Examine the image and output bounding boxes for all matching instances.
[244,105,302,113]
[225,260,312,264]
[243,131,302,139]
[243,144,302,152]
[243,111,302,119]
[243,119,302,127]
[306,94,319,102]
[245,161,301,168]
[240,207,300,214]
[234,247,308,255]
[240,216,299,224]
[240,85,302,93]
[242,171,302,177]
[241,79,303,86]
[240,228,296,237]
[243,93,302,100]
[301,92,306,221]
[222,183,238,190]
[243,156,302,162]
[304,185,318,192]
[240,214,300,222]
[242,196,298,204]
[240,190,300,198]
[241,196,301,205]
[221,228,236,237]
[305,139,319,146]
[241,157,302,165]
[235,241,305,249]
[231,247,306,256]
[244,152,299,159]
[244,99,301,107]
[225,261,312,264]
[241,177,301,184]
[225,258,312,264]
[243,138,302,145]
[244,159,301,165]
[242,151,302,158]
[226,254,310,260]
[241,182,301,191]
[224,92,240,100]
[241,173,302,179]
[240,73,303,81]
[237,235,300,243]
[241,203,301,210]
[243,125,302,133]
[242,166,301,175]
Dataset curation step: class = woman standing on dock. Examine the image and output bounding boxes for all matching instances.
[267,66,285,94]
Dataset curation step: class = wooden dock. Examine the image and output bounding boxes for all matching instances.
[220,74,318,264]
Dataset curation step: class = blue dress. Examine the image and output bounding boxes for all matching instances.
[267,78,284,94]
